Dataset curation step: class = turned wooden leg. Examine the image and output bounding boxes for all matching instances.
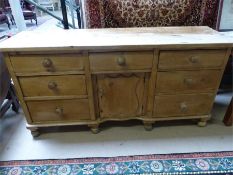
[28,127,40,138]
[143,121,153,131]
[197,118,208,127]
[88,124,100,134]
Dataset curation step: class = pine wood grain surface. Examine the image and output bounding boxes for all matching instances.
[0,27,232,52]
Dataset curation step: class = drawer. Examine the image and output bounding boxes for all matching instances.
[27,99,90,122]
[10,54,85,73]
[19,75,87,97]
[153,94,214,117]
[89,51,153,72]
[156,70,221,94]
[159,50,226,70]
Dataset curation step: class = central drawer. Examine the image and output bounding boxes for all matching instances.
[27,99,90,122]
[89,51,153,72]
[156,70,221,94]
[19,75,87,97]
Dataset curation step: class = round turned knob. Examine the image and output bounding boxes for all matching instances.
[180,102,188,112]
[48,81,57,90]
[184,78,193,85]
[117,56,126,66]
[42,58,53,68]
[55,107,63,117]
[189,56,199,63]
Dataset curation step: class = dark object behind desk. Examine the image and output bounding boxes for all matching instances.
[0,53,20,118]
[220,53,233,89]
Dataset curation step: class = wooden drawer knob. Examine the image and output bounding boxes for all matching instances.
[184,78,193,85]
[48,81,57,90]
[117,56,126,66]
[55,107,63,117]
[189,56,199,63]
[42,58,53,68]
[180,102,188,112]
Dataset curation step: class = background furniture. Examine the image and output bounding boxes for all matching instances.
[0,8,10,28]
[38,0,55,11]
[0,26,231,137]
[84,0,220,29]
[0,53,19,118]
[220,48,232,89]
[223,97,233,126]
[222,48,233,126]
[2,0,37,25]
[0,84,20,117]
[21,0,37,25]
[0,54,10,116]
[53,0,61,10]
[3,6,14,25]
[38,0,55,16]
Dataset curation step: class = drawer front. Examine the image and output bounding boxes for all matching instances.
[10,54,85,73]
[27,99,90,122]
[19,75,87,97]
[89,51,153,72]
[156,70,221,94]
[159,50,226,70]
[153,94,214,117]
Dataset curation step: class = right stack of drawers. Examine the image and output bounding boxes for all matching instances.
[153,49,227,119]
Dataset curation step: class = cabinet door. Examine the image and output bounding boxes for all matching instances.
[97,73,147,118]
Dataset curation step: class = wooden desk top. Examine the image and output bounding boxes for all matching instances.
[0,26,232,52]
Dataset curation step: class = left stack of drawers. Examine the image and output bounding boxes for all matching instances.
[9,53,92,136]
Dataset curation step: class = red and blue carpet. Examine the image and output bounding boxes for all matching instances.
[0,151,232,175]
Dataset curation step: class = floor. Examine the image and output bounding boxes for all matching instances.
[0,14,53,38]
[0,91,232,161]
[0,10,80,38]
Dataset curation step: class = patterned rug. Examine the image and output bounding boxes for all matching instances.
[84,0,220,29]
[0,152,233,175]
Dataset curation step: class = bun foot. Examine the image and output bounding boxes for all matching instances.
[29,128,40,138]
[143,122,153,131]
[31,130,40,137]
[198,119,208,127]
[89,124,100,134]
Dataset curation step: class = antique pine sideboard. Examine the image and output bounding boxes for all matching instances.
[0,27,232,137]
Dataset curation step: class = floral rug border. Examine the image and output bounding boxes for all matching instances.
[0,151,233,175]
